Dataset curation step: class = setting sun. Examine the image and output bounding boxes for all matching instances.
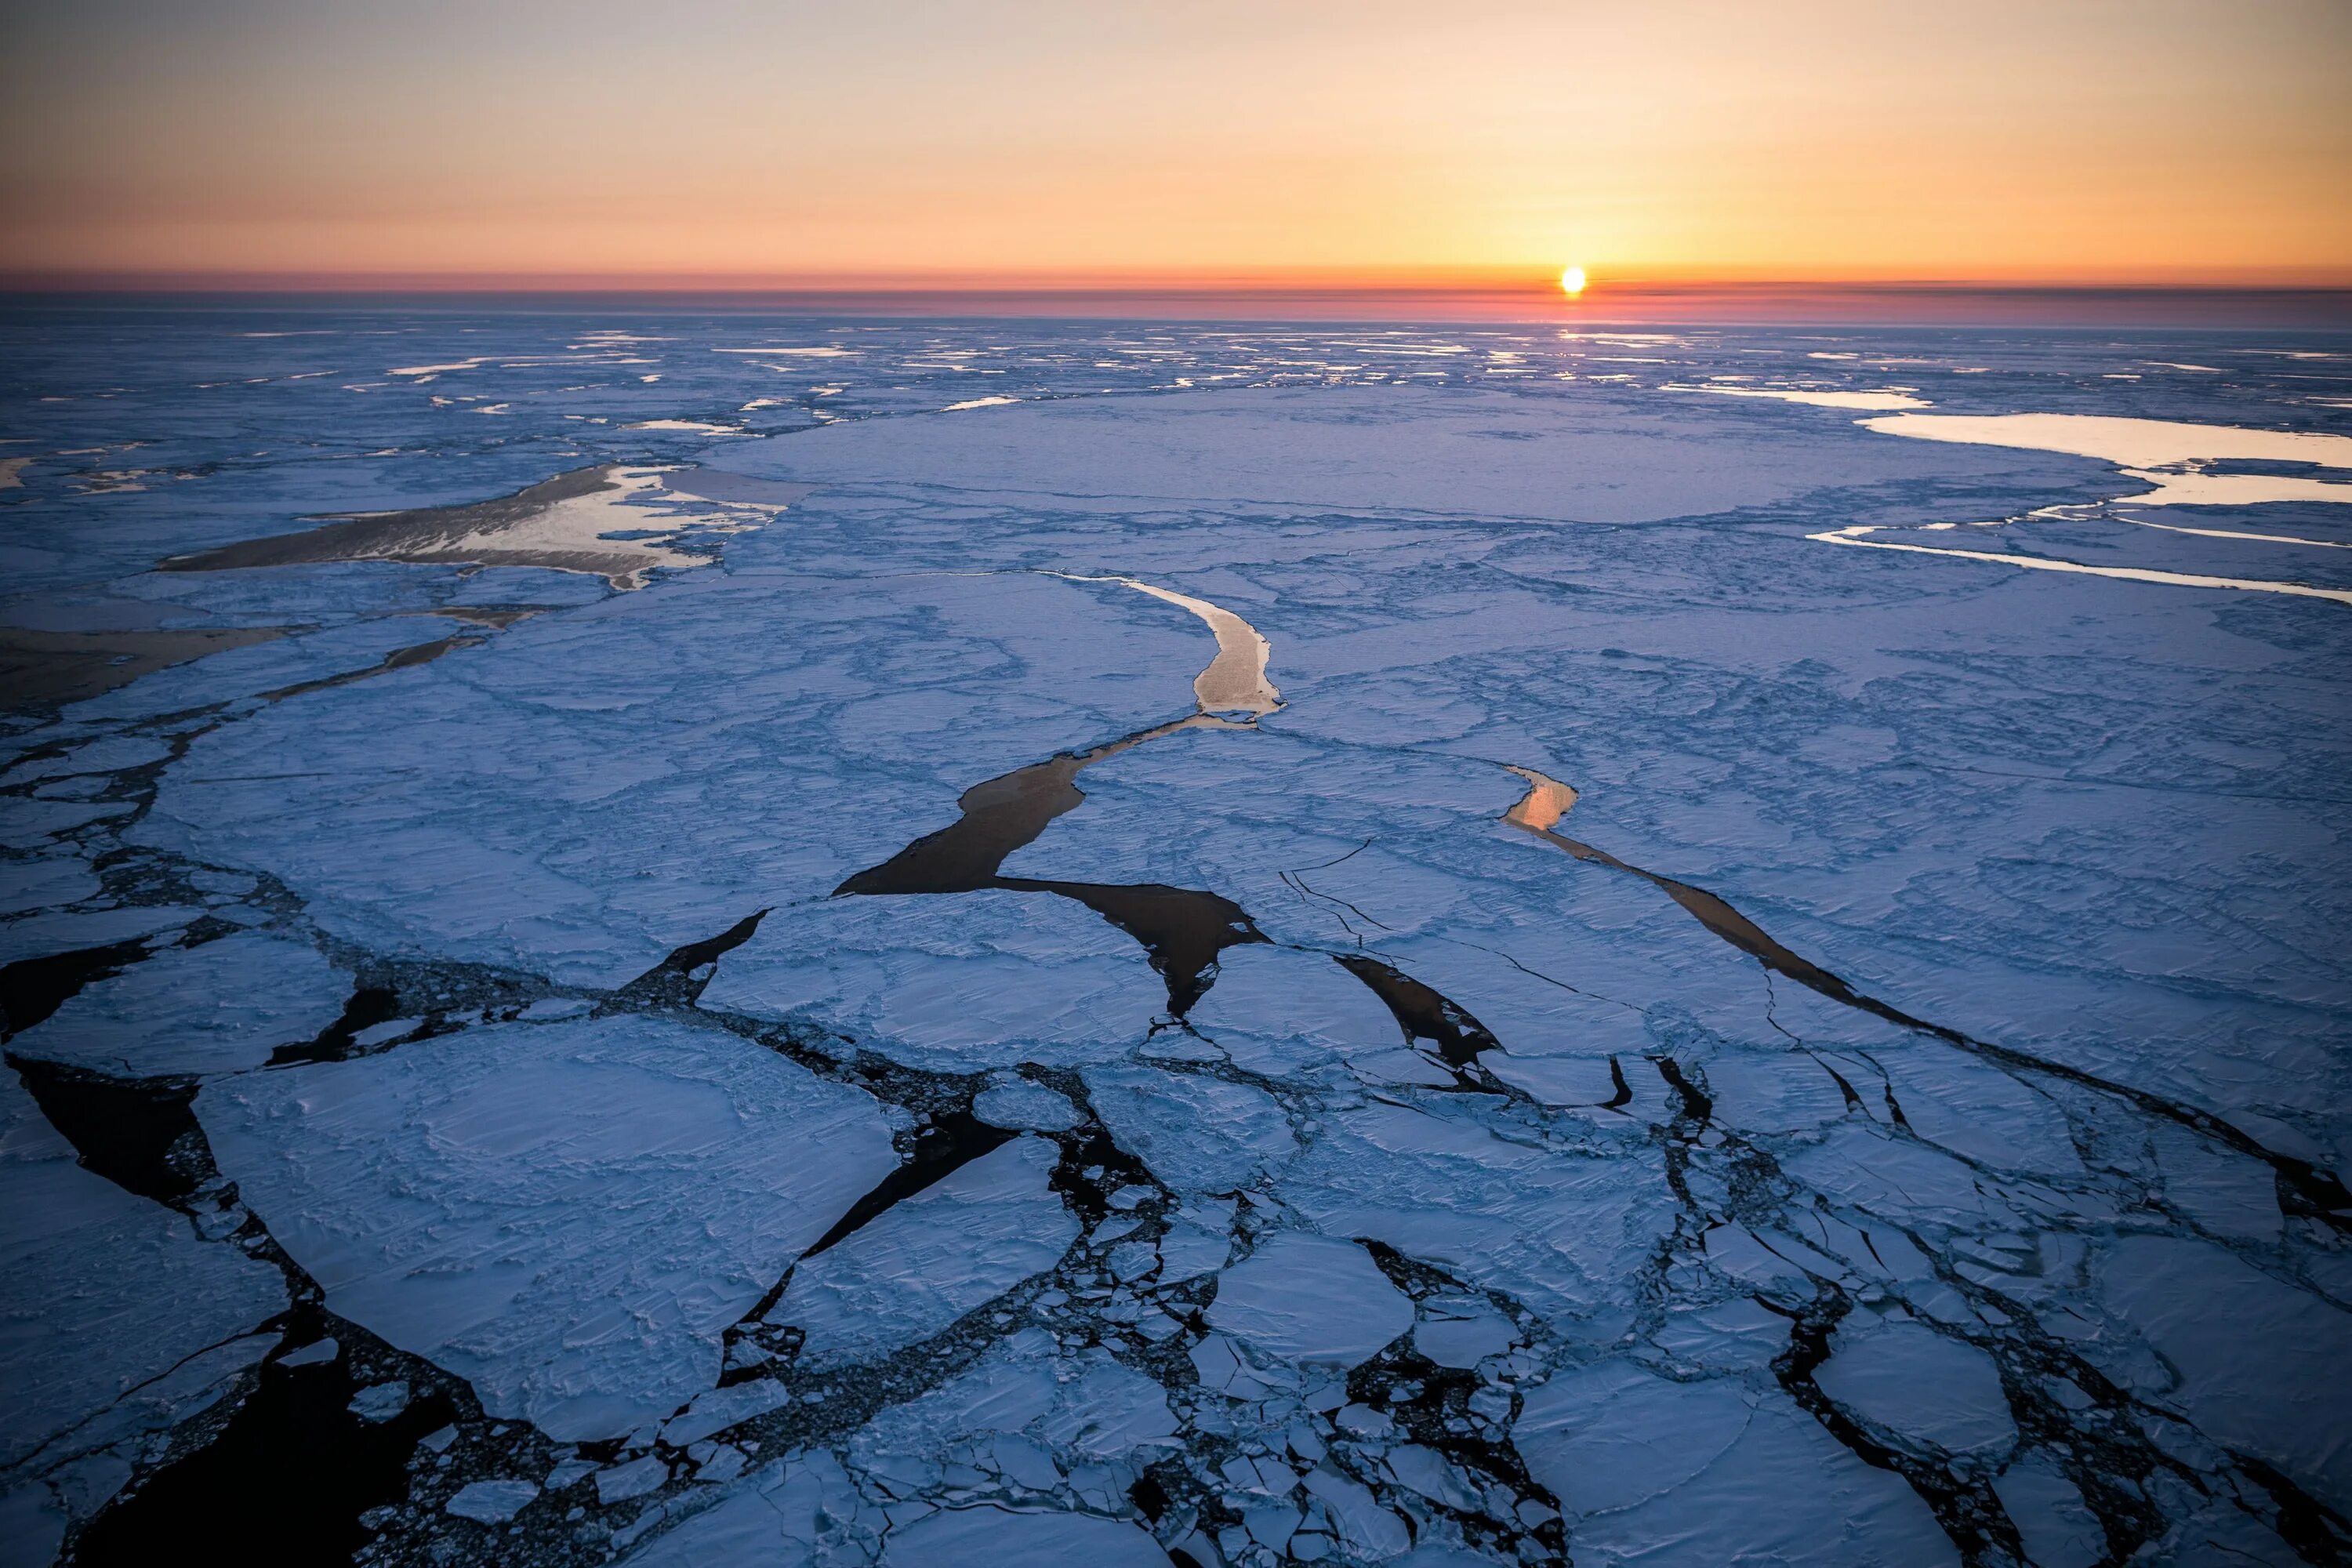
[1559,265,1588,296]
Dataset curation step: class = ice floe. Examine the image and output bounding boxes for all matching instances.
[196,1014,896,1439]
[1206,1233,1412,1369]
[771,1136,1078,1366]
[0,1074,285,1547]
[11,931,348,1076]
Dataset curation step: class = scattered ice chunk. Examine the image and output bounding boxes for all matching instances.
[773,1136,1077,1367]
[12,931,349,1076]
[198,1014,895,1440]
[0,905,194,965]
[518,996,593,1022]
[1413,1298,1515,1370]
[343,1382,409,1429]
[1815,1319,2016,1457]
[1156,1221,1231,1281]
[971,1077,1081,1132]
[546,1457,597,1491]
[446,1479,539,1523]
[350,1016,421,1047]
[0,856,102,916]
[1207,1233,1411,1369]
[1083,1064,1297,1195]
[660,1380,793,1447]
[1279,1100,1670,1330]
[277,1336,339,1367]
[597,1456,669,1504]
[1303,1467,1412,1559]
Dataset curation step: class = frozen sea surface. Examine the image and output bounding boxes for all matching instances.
[3,305,2350,1566]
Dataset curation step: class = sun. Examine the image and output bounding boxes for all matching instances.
[1559,265,1588,296]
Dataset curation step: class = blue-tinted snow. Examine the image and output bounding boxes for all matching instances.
[10,930,347,1076]
[195,1014,896,1440]
[771,1135,1078,1366]
[0,1076,285,1552]
[1207,1234,1413,1369]
[6,303,2350,1566]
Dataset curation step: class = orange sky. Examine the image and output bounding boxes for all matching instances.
[4,0,2348,288]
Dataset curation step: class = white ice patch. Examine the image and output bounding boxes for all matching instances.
[1675,384,1931,410]
[12,931,349,1076]
[1857,412,2352,471]
[1206,1232,1411,1369]
[771,1136,1077,1367]
[725,384,2071,526]
[849,1326,1181,1475]
[706,891,1163,1073]
[197,1014,895,1441]
[972,1076,1083,1132]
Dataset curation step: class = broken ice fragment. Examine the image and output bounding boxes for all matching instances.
[597,1456,669,1504]
[445,1479,539,1523]
[12,931,350,1076]
[971,1076,1082,1132]
[198,1014,895,1440]
[659,1380,793,1448]
[347,1381,412,1423]
[1084,1064,1297,1195]
[772,1135,1077,1367]
[1207,1233,1412,1369]
[1814,1319,2016,1458]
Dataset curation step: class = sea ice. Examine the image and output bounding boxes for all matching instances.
[878,1504,1172,1566]
[2096,1234,2352,1515]
[971,1076,1083,1132]
[195,1014,896,1440]
[1813,1319,2016,1458]
[708,892,1163,1072]
[1206,1232,1412,1369]
[1081,1063,1298,1195]
[1514,1361,1958,1567]
[0,1075,285,1531]
[770,1136,1078,1366]
[10,930,348,1076]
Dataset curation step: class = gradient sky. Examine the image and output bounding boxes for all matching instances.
[5,0,2348,285]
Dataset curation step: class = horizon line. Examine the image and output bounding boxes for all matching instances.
[8,274,2349,328]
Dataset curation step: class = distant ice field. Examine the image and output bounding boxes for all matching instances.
[3,307,2349,1567]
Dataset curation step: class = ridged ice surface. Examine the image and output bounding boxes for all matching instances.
[3,310,2348,1567]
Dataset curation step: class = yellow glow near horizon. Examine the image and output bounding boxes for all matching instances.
[0,2,2347,285]
[1560,266,1588,296]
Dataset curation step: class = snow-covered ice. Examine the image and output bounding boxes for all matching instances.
[196,1014,897,1439]
[8,308,2349,1568]
[771,1135,1078,1366]
[11,930,348,1076]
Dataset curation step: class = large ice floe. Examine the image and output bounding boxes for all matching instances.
[5,309,2350,1567]
[197,1014,896,1440]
